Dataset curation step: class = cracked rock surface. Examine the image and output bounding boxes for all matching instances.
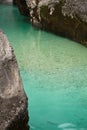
[0,30,29,130]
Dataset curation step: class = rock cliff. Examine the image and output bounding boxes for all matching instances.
[0,30,29,130]
[17,0,87,46]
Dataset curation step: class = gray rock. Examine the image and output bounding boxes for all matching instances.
[0,30,29,130]
[16,0,87,46]
[27,0,87,46]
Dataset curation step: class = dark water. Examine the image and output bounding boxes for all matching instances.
[0,4,87,130]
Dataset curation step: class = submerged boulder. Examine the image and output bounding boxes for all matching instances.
[0,30,29,130]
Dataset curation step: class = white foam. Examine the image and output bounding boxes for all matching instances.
[58,123,76,129]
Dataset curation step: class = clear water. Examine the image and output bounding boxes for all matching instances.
[0,4,87,130]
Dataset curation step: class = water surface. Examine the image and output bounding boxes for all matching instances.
[0,4,87,130]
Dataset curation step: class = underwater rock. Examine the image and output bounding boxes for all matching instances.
[0,30,29,130]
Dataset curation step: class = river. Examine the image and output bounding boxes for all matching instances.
[0,4,87,130]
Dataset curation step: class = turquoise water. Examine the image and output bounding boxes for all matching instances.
[0,4,87,130]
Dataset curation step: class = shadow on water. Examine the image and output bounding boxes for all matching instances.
[0,4,87,130]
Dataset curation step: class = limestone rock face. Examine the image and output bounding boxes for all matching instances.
[0,30,29,130]
[16,0,87,46]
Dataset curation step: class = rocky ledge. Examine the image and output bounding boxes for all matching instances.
[0,30,29,130]
[16,0,87,46]
[0,0,12,4]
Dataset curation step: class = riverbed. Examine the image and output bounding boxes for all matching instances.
[0,4,87,130]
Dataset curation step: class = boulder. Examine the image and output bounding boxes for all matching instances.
[17,0,87,46]
[0,30,29,130]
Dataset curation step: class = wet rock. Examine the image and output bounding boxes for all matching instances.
[17,0,87,46]
[0,30,29,130]
[28,0,87,46]
[13,0,29,16]
[13,0,17,5]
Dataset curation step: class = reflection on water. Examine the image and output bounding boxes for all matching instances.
[0,4,87,130]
